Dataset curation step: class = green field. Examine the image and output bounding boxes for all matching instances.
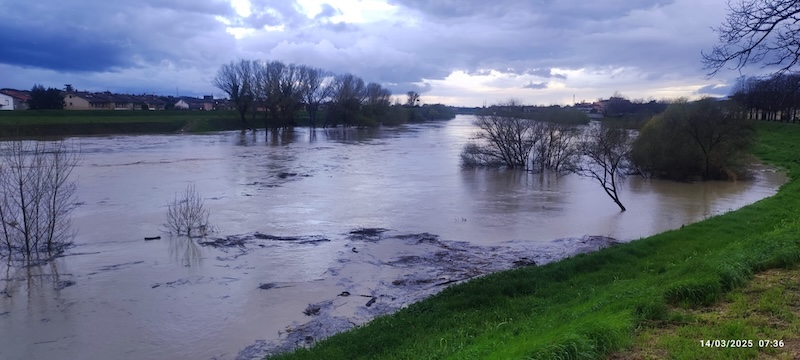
[0,110,245,137]
[270,121,800,359]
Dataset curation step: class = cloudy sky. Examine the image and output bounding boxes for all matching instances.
[0,0,764,106]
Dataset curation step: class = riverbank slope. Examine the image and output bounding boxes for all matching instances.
[270,121,800,359]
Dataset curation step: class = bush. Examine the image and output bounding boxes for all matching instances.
[631,98,755,180]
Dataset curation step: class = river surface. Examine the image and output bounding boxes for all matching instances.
[0,115,787,360]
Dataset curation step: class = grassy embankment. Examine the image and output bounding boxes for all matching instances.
[271,121,800,359]
[0,110,245,137]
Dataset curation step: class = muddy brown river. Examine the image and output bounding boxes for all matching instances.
[0,115,787,360]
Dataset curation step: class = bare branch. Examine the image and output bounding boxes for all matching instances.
[704,0,800,76]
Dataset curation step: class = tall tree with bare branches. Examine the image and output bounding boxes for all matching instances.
[0,140,80,262]
[703,0,800,76]
[573,124,632,212]
[297,66,333,128]
[212,60,254,130]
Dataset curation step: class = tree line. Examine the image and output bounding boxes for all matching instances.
[730,73,800,122]
[212,60,454,131]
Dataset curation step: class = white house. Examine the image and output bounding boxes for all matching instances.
[0,89,31,110]
[174,99,190,109]
[0,92,12,110]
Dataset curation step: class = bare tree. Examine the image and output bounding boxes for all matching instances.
[364,82,392,119]
[254,61,307,130]
[165,184,212,238]
[533,122,580,172]
[730,72,800,121]
[573,124,632,212]
[703,0,800,76]
[0,140,79,262]
[327,74,367,127]
[297,66,333,128]
[463,113,537,169]
[406,91,420,107]
[213,60,255,130]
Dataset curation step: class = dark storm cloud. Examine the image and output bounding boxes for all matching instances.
[0,0,235,73]
[0,24,132,72]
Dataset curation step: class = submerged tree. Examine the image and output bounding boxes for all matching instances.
[165,184,212,238]
[573,124,632,212]
[463,111,538,169]
[532,122,580,172]
[461,100,580,171]
[0,140,80,262]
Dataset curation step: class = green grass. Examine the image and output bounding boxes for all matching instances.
[0,110,244,136]
[615,267,800,359]
[269,122,800,359]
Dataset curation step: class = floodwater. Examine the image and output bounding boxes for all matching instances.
[0,115,787,360]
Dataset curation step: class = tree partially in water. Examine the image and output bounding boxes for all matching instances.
[165,183,212,238]
[0,140,80,263]
[461,100,581,170]
[462,110,538,169]
[573,123,632,212]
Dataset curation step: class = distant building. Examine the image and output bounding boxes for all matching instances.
[174,96,213,110]
[0,89,31,110]
[0,92,12,111]
[64,90,173,110]
[571,101,604,119]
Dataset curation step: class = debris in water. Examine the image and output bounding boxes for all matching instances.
[259,283,276,290]
[55,280,76,290]
[512,257,537,267]
[303,304,321,316]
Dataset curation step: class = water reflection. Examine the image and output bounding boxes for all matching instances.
[167,236,203,268]
[266,129,298,146]
[1,258,71,319]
